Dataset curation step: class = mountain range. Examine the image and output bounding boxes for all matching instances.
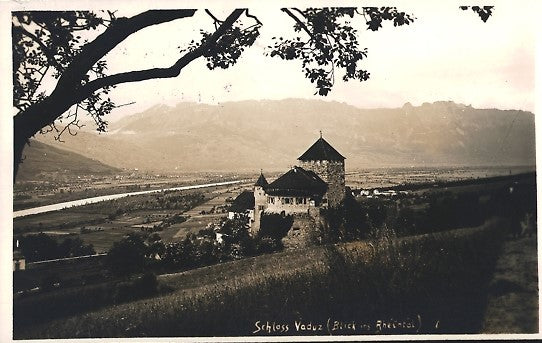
[33,99,535,173]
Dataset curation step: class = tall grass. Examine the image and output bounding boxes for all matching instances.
[16,220,505,338]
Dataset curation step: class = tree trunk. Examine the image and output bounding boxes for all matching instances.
[13,97,67,182]
[13,133,27,182]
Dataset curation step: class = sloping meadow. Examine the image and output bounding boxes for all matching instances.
[18,220,505,338]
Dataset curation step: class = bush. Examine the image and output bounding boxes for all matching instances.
[106,234,147,276]
[320,193,369,242]
[255,236,282,254]
[19,233,95,262]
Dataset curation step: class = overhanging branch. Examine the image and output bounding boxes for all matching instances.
[281,8,315,39]
[55,9,198,91]
[245,9,262,26]
[76,9,245,100]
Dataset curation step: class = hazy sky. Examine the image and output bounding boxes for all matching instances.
[86,0,538,120]
[3,0,539,123]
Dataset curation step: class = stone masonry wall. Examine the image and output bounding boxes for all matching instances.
[299,160,345,208]
[282,213,319,249]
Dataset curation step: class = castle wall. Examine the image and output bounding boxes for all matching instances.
[251,186,267,236]
[282,213,320,249]
[264,195,315,215]
[299,160,345,207]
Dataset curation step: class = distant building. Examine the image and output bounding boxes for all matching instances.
[250,135,347,246]
[13,250,25,271]
[228,190,255,222]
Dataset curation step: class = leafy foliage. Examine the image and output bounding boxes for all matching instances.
[267,7,414,95]
[319,192,369,242]
[460,6,494,22]
[161,213,287,272]
[105,233,148,276]
[18,233,95,262]
[16,223,509,338]
[202,24,261,70]
[12,11,114,136]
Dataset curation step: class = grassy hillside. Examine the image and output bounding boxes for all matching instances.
[16,220,508,338]
[16,140,119,181]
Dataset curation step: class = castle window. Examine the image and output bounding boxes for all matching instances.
[284,197,291,204]
[295,197,303,205]
[258,205,265,211]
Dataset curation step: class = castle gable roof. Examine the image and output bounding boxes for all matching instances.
[298,137,345,162]
[265,166,327,196]
[254,173,268,187]
[229,191,255,212]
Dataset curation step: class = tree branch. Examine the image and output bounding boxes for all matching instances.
[205,9,223,29]
[281,8,315,39]
[76,9,245,100]
[55,9,198,92]
[291,8,308,19]
[245,9,262,26]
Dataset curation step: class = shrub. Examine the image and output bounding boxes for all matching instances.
[106,234,147,276]
[319,193,369,242]
[256,236,282,254]
[19,233,95,262]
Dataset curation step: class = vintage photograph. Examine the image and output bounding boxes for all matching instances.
[5,0,539,340]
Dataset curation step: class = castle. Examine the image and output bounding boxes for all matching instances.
[250,135,346,246]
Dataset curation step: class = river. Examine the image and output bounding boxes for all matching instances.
[13,180,243,219]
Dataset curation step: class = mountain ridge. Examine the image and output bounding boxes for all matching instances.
[34,99,535,173]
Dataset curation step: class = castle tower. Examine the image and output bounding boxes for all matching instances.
[297,134,345,208]
[252,171,268,235]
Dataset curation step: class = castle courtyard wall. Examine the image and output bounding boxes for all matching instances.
[264,195,316,215]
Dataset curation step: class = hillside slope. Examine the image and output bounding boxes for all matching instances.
[17,140,119,181]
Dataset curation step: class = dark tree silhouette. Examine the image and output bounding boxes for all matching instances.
[105,233,147,275]
[12,7,415,179]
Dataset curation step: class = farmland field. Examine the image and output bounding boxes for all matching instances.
[12,167,537,338]
[14,182,252,253]
[346,165,534,189]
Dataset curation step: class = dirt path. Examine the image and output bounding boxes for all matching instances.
[482,234,538,333]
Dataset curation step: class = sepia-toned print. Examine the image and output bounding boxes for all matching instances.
[9,1,538,340]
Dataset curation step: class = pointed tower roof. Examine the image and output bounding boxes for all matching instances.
[298,136,345,162]
[254,172,268,188]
